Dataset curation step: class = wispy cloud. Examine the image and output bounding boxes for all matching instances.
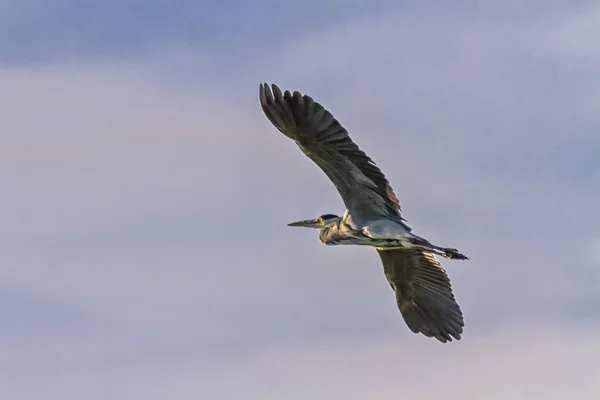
[2,1,600,398]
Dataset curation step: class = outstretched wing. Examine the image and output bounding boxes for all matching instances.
[259,83,403,221]
[377,249,464,343]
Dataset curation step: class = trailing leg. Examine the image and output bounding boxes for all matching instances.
[407,234,469,260]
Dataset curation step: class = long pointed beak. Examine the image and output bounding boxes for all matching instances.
[287,219,320,228]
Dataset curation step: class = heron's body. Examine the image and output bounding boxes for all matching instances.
[319,216,404,247]
[259,83,470,343]
[318,214,436,251]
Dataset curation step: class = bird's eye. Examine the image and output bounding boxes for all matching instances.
[317,217,323,223]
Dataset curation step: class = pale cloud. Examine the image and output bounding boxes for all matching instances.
[2,2,600,399]
[583,237,600,267]
[1,325,599,399]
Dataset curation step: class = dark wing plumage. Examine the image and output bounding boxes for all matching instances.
[377,249,464,343]
[259,83,402,220]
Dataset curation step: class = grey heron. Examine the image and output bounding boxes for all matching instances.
[259,83,469,343]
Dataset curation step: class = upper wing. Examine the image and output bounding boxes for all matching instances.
[377,249,464,343]
[259,83,402,221]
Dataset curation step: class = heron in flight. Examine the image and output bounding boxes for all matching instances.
[259,83,469,343]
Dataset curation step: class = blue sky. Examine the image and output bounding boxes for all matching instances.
[0,0,401,63]
[2,1,600,399]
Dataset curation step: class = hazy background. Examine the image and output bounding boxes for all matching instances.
[2,1,600,398]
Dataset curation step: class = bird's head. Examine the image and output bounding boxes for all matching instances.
[287,213,340,229]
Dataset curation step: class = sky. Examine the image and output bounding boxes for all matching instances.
[2,0,600,398]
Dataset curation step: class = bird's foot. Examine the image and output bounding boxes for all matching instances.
[442,248,469,260]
